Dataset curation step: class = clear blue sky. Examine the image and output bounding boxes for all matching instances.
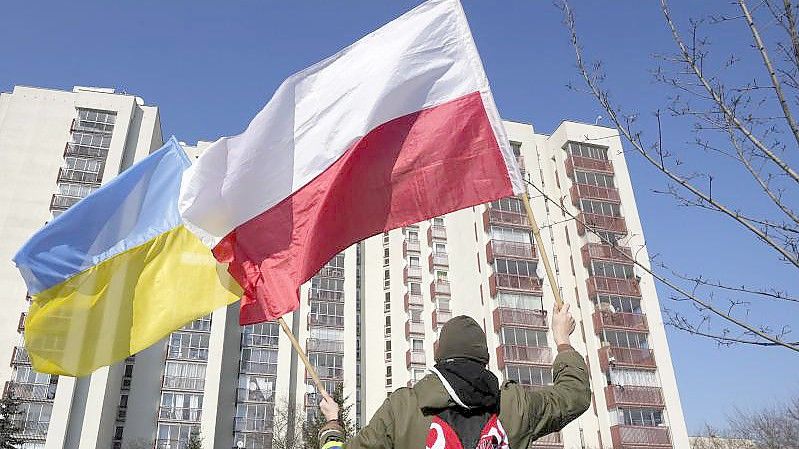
[2,0,797,434]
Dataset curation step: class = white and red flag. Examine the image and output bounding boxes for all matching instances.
[179,0,524,324]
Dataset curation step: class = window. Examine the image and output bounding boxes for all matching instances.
[235,403,275,431]
[163,361,206,390]
[602,330,649,349]
[409,256,420,267]
[567,141,609,161]
[409,283,422,295]
[76,108,117,133]
[157,424,196,447]
[309,301,344,327]
[386,366,393,387]
[238,374,276,402]
[490,226,532,244]
[384,292,391,313]
[575,170,615,188]
[412,339,424,351]
[167,332,210,360]
[326,253,345,269]
[408,231,419,243]
[57,182,98,198]
[13,366,53,385]
[591,261,635,279]
[496,292,543,310]
[409,309,423,323]
[504,365,553,386]
[436,271,448,282]
[596,295,642,314]
[492,197,524,214]
[384,269,391,289]
[622,408,665,427]
[609,368,660,387]
[596,231,623,245]
[438,297,451,312]
[241,348,279,375]
[311,276,344,293]
[384,248,390,266]
[433,217,445,226]
[434,242,447,254]
[494,258,537,277]
[580,199,621,217]
[385,340,392,352]
[510,141,522,157]
[501,327,548,347]
[159,392,203,421]
[64,156,103,173]
[309,327,344,342]
[385,316,391,337]
[308,353,344,379]
[242,322,280,347]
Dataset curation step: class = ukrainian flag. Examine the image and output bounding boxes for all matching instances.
[13,138,240,376]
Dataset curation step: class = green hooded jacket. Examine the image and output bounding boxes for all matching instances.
[344,348,590,449]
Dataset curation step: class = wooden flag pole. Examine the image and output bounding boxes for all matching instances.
[277,316,325,393]
[519,193,564,309]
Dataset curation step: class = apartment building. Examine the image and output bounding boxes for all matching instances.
[0,85,689,449]
[0,85,163,449]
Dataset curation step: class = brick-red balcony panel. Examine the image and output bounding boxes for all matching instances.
[605,385,665,409]
[432,309,452,327]
[404,293,423,310]
[486,240,536,263]
[483,207,531,229]
[428,225,447,242]
[489,273,542,296]
[406,350,426,367]
[496,345,552,369]
[430,280,451,297]
[610,425,671,449]
[405,321,425,337]
[593,310,648,332]
[565,155,614,174]
[577,212,627,236]
[587,276,641,298]
[581,243,633,267]
[493,308,548,329]
[404,239,421,255]
[570,183,621,205]
[429,252,449,269]
[404,266,422,281]
[531,431,562,448]
[599,346,657,371]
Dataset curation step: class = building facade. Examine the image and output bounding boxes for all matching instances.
[0,85,689,449]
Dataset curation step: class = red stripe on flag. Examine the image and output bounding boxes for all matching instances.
[213,91,514,324]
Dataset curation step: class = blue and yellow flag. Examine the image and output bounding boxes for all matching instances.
[13,138,240,376]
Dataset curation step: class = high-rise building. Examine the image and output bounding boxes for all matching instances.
[0,85,163,449]
[0,85,689,449]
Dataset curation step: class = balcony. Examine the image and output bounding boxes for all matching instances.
[587,276,641,298]
[64,142,108,159]
[610,425,671,448]
[404,239,421,254]
[235,417,273,433]
[489,273,542,296]
[593,310,648,332]
[531,431,563,448]
[570,183,620,204]
[158,406,202,422]
[4,382,56,401]
[581,243,633,266]
[405,265,422,281]
[308,289,344,302]
[49,194,80,211]
[406,350,426,367]
[11,346,30,365]
[56,168,101,185]
[565,154,614,174]
[308,314,344,328]
[404,293,423,310]
[17,313,26,333]
[428,225,447,242]
[496,345,552,369]
[599,346,657,371]
[486,240,536,262]
[493,307,547,329]
[429,252,449,269]
[483,208,531,229]
[430,280,451,297]
[317,266,345,278]
[432,309,452,327]
[307,338,344,353]
[405,320,425,337]
[15,421,49,439]
[117,406,127,420]
[162,375,205,391]
[577,212,627,236]
[237,386,276,403]
[605,385,665,409]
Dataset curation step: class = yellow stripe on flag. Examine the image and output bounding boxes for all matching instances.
[24,225,241,376]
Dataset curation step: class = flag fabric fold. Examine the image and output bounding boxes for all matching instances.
[13,138,240,376]
[179,0,523,324]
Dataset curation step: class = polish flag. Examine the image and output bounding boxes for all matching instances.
[179,0,524,324]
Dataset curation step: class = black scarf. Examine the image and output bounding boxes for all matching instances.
[434,358,500,412]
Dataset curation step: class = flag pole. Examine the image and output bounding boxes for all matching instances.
[519,193,564,309]
[277,316,325,393]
